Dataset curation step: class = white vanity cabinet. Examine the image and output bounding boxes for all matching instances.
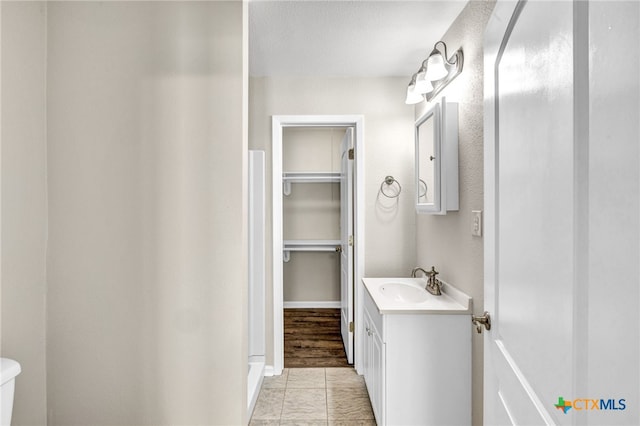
[362,278,472,426]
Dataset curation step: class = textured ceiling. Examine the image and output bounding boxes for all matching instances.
[249,1,468,77]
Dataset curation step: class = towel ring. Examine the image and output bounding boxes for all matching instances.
[419,179,428,199]
[380,176,402,198]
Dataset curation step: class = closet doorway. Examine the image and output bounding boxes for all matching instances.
[272,116,364,375]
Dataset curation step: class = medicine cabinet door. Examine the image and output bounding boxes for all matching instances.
[415,103,441,214]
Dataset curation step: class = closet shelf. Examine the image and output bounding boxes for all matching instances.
[283,172,341,195]
[283,239,342,262]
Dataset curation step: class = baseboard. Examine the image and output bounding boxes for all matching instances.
[264,365,275,377]
[283,301,341,309]
[247,361,265,419]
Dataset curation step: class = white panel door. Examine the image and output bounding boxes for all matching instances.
[484,1,575,424]
[340,128,354,364]
[484,1,640,425]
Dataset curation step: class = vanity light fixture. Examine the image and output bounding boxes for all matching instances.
[405,73,424,105]
[406,40,463,103]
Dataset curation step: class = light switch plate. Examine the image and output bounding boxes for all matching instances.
[472,210,482,237]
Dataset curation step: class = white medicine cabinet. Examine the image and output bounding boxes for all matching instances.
[415,98,459,214]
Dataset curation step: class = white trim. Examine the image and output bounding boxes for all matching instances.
[247,358,265,419]
[572,0,590,401]
[242,3,250,422]
[283,301,341,309]
[248,151,266,358]
[272,115,365,376]
[263,365,275,377]
[272,117,284,375]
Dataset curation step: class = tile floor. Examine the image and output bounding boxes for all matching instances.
[250,367,376,426]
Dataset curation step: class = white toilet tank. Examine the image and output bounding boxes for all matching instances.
[0,358,21,426]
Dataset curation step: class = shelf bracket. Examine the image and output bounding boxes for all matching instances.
[283,181,292,196]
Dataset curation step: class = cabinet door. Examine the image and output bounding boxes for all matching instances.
[363,307,381,423]
[415,100,458,215]
[363,291,385,424]
[415,104,441,214]
[362,309,373,389]
[370,326,384,425]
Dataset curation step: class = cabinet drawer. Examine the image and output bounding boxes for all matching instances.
[363,285,384,341]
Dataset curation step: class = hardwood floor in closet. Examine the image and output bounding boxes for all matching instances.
[284,308,349,368]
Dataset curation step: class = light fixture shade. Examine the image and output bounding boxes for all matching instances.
[404,41,463,104]
[426,51,449,81]
[415,71,434,94]
[405,75,423,104]
[405,84,423,104]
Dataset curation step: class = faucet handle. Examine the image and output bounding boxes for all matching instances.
[424,266,443,296]
[429,266,439,277]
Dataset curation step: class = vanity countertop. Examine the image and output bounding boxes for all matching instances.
[362,277,471,315]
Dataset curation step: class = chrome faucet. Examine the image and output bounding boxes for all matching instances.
[411,266,442,296]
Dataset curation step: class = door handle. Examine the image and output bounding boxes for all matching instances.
[335,245,342,253]
[471,311,491,334]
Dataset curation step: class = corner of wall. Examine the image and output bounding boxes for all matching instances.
[413,2,496,425]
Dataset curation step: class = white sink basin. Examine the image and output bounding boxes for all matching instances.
[379,282,430,303]
[363,277,472,314]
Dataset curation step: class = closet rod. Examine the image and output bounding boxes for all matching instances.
[283,239,341,262]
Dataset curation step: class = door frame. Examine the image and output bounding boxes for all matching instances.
[271,115,365,375]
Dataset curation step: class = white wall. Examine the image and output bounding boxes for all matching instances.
[0,2,48,425]
[250,76,416,366]
[283,127,343,173]
[414,2,495,425]
[45,2,246,424]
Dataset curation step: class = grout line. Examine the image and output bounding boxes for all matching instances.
[324,368,329,424]
[279,369,289,422]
